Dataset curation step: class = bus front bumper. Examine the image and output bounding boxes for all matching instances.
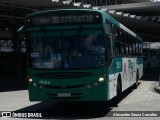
[28,83,108,102]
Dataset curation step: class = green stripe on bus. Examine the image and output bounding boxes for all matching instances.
[137,57,143,65]
[109,57,123,74]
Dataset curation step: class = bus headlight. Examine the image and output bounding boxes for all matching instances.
[28,78,33,83]
[28,78,42,89]
[99,77,104,82]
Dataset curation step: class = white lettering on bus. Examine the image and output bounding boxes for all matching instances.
[52,17,59,23]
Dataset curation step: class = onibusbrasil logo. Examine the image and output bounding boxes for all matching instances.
[1,112,42,118]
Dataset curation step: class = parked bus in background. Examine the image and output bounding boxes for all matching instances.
[143,48,160,69]
[18,9,143,103]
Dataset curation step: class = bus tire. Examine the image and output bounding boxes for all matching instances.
[134,70,139,89]
[117,78,122,98]
[113,76,122,105]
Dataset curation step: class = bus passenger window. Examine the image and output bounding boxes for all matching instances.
[126,46,128,56]
[130,37,134,56]
[106,33,113,57]
[119,30,123,43]
[116,42,121,56]
[106,33,113,68]
[128,46,131,56]
[140,43,143,55]
[121,45,125,56]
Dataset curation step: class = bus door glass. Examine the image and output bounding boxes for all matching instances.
[105,23,113,70]
[106,33,113,69]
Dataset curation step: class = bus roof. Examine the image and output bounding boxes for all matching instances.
[101,11,142,41]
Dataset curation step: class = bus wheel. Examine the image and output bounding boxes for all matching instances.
[113,79,122,105]
[117,79,122,98]
[134,71,139,89]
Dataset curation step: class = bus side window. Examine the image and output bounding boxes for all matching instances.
[106,33,113,68]
[112,25,118,55]
[128,35,132,56]
[120,31,124,56]
[134,38,137,56]
[105,22,114,69]
[115,29,121,56]
[140,42,143,56]
[131,36,134,56]
[106,33,113,57]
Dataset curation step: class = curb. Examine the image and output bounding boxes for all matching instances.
[154,85,160,93]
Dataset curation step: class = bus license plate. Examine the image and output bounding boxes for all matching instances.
[58,93,71,97]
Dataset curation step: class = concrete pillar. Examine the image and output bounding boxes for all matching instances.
[11,20,22,81]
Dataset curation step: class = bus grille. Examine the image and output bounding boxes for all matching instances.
[44,84,84,89]
[36,72,92,79]
[47,93,82,100]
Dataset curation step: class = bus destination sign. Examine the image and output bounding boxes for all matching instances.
[27,12,102,26]
[40,15,93,24]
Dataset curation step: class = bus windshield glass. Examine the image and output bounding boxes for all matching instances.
[30,29,105,69]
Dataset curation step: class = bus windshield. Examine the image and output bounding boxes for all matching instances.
[30,29,105,69]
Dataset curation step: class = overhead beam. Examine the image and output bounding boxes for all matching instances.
[109,12,160,35]
[104,2,160,16]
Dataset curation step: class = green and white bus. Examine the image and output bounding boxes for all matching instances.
[21,9,143,102]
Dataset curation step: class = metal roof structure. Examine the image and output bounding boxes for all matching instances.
[105,2,160,15]
[0,0,73,8]
[101,2,160,42]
